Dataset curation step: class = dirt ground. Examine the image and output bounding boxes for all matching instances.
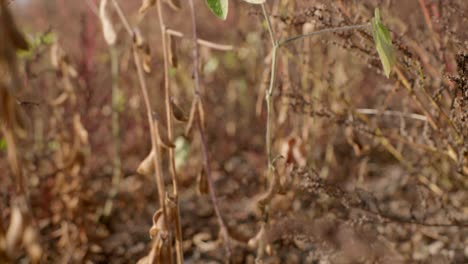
[1,0,467,263]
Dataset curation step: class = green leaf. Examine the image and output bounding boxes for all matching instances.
[205,0,228,20]
[371,8,396,78]
[242,0,266,4]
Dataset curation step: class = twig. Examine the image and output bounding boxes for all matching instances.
[280,23,370,47]
[166,29,233,51]
[187,0,231,257]
[356,108,428,121]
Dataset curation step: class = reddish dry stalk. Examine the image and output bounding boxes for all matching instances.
[156,1,184,263]
[187,0,231,257]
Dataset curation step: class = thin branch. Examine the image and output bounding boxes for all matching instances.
[280,23,370,47]
[111,0,133,36]
[356,108,428,121]
[166,29,233,51]
[188,0,231,257]
[261,3,277,46]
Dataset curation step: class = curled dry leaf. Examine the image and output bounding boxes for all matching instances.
[139,0,156,16]
[137,150,155,177]
[197,167,209,196]
[171,98,188,122]
[164,0,181,11]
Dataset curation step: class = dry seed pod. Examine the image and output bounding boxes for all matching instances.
[139,0,156,15]
[99,0,117,46]
[164,0,181,11]
[196,168,209,195]
[154,120,175,149]
[168,34,178,67]
[171,98,188,122]
[137,150,155,176]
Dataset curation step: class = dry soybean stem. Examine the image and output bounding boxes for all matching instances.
[156,1,184,263]
[188,0,231,257]
[111,0,169,243]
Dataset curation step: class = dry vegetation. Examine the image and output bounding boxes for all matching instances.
[0,0,467,263]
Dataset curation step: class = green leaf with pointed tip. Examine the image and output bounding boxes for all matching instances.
[242,0,266,4]
[206,0,228,20]
[371,8,396,78]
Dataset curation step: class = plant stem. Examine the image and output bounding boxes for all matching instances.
[112,0,170,246]
[156,1,184,263]
[188,0,231,257]
[280,23,370,47]
[166,29,233,51]
[103,46,122,218]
